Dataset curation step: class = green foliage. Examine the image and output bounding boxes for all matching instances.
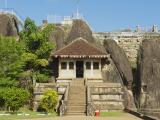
[115,28,123,32]
[40,89,58,113]
[0,35,27,88]
[41,24,55,41]
[129,60,137,68]
[20,17,56,83]
[3,88,30,114]
[63,27,67,30]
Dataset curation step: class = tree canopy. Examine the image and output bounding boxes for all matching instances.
[20,17,56,83]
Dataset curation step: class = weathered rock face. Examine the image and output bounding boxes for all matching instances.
[102,58,136,109]
[48,26,64,83]
[49,26,64,53]
[0,14,19,36]
[66,19,106,53]
[66,19,94,45]
[104,39,133,90]
[135,39,160,109]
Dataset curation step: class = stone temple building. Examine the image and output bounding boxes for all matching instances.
[51,37,109,80]
[33,36,125,116]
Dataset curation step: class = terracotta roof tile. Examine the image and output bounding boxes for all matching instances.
[51,38,108,56]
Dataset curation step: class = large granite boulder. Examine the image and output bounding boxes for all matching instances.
[49,26,64,53]
[66,19,94,45]
[135,39,160,109]
[104,39,133,90]
[65,19,106,53]
[102,58,136,109]
[0,14,19,36]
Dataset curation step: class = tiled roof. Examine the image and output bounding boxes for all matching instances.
[51,37,109,56]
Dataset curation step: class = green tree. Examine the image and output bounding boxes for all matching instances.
[0,35,26,88]
[40,89,58,114]
[3,88,30,114]
[20,17,56,83]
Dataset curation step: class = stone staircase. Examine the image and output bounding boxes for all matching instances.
[66,78,87,116]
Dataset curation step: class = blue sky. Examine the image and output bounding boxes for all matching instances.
[0,0,160,32]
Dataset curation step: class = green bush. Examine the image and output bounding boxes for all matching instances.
[64,27,67,30]
[129,60,137,68]
[40,89,58,114]
[3,88,30,114]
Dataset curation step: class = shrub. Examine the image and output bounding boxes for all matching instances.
[40,89,58,114]
[129,60,137,68]
[3,88,30,114]
[64,27,67,30]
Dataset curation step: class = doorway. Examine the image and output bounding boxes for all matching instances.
[76,61,83,78]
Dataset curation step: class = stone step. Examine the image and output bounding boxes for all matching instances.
[70,86,86,88]
[68,96,86,97]
[67,110,86,113]
[67,107,86,110]
[69,88,86,92]
[69,89,86,90]
[68,96,86,98]
[74,82,84,83]
[67,101,86,104]
[69,92,86,94]
[72,85,85,86]
[67,104,86,106]
[69,89,86,91]
[68,97,86,99]
[68,94,86,96]
[67,106,86,108]
[66,113,86,116]
[67,109,86,111]
[68,99,86,101]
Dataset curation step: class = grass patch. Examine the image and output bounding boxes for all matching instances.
[99,112,123,117]
[0,108,59,120]
[129,60,137,68]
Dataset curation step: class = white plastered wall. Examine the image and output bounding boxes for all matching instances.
[59,58,102,78]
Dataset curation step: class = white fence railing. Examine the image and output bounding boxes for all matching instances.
[72,13,95,32]
[1,8,24,25]
[64,16,70,20]
[47,15,62,23]
[140,27,153,32]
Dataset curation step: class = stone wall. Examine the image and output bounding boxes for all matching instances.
[89,83,124,112]
[33,83,68,111]
[92,32,159,61]
[117,38,143,61]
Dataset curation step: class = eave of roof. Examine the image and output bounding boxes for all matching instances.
[50,37,110,58]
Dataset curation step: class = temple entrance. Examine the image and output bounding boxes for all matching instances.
[76,61,83,78]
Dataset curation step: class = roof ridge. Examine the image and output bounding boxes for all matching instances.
[79,38,107,55]
[51,37,108,56]
[52,37,88,55]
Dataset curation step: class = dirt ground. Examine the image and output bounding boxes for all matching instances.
[20,113,142,120]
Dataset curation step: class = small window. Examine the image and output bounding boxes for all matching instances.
[93,62,99,69]
[86,62,91,69]
[69,62,74,69]
[61,62,67,69]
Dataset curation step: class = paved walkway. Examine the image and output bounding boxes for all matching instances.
[20,113,142,120]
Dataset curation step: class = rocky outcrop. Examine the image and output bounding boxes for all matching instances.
[104,39,133,90]
[49,26,64,53]
[135,39,160,109]
[0,14,19,36]
[65,19,106,53]
[102,58,136,109]
[66,19,94,45]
